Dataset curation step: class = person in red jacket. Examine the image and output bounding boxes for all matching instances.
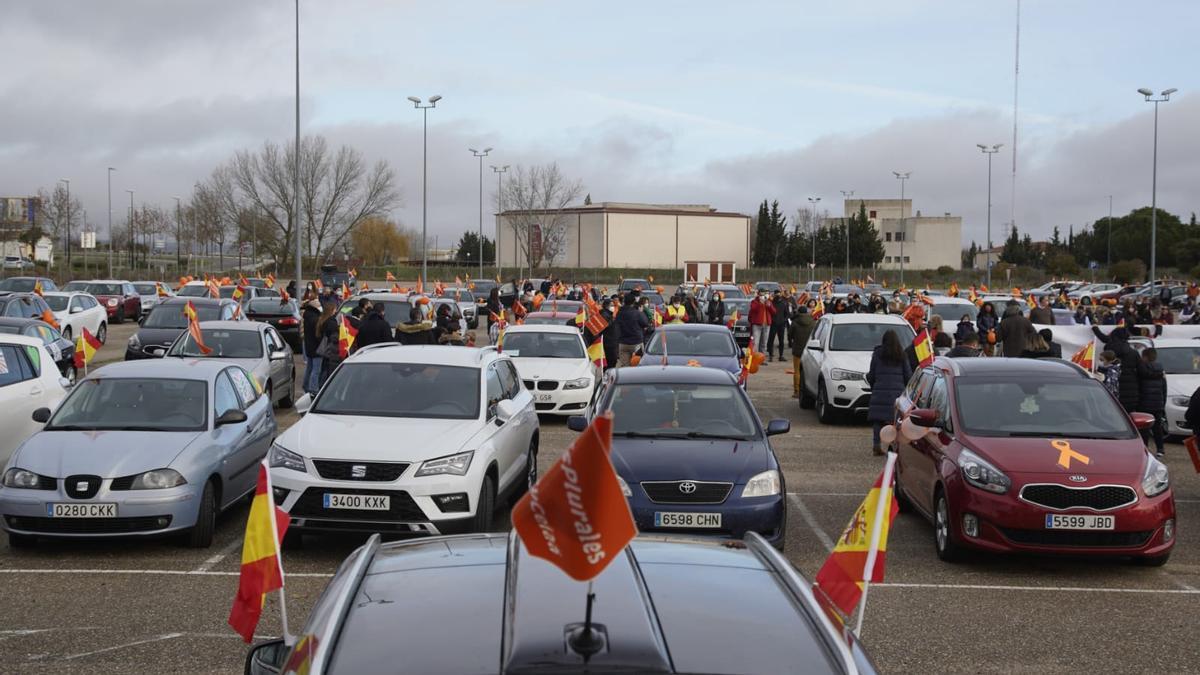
[749,289,775,361]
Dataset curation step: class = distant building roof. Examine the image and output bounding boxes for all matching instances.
[499,202,748,218]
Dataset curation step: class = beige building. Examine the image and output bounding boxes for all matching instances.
[838,199,962,270]
[495,202,750,270]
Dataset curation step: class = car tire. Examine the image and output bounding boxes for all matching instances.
[61,326,72,342]
[114,306,125,324]
[7,532,36,548]
[97,322,107,344]
[816,381,837,424]
[799,383,815,409]
[187,480,217,549]
[282,529,304,550]
[1135,552,1171,567]
[469,320,479,329]
[471,475,495,533]
[278,372,295,409]
[510,440,538,506]
[933,489,962,562]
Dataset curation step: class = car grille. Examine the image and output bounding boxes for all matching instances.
[64,475,102,500]
[311,460,409,482]
[1020,484,1137,511]
[523,380,559,391]
[641,481,733,504]
[999,527,1152,548]
[535,403,556,411]
[5,515,171,534]
[289,488,425,522]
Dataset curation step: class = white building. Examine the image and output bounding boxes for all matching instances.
[835,199,962,271]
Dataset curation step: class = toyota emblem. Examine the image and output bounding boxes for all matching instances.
[1068,475,1088,483]
[678,481,697,494]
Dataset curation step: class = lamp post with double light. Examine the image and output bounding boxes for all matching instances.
[408,95,442,286]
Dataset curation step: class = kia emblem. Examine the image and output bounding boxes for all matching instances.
[679,481,697,494]
[1068,475,1087,483]
[351,465,367,479]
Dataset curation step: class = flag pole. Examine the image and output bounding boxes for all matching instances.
[853,450,897,637]
[262,461,295,646]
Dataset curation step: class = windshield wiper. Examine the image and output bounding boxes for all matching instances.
[685,431,753,441]
[1000,431,1120,439]
[617,430,681,439]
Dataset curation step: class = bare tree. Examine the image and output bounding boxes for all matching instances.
[34,186,83,266]
[191,179,230,269]
[499,163,583,269]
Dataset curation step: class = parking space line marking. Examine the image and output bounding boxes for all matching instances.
[0,568,333,578]
[787,493,834,552]
[790,492,861,497]
[878,582,1200,595]
[1160,571,1198,592]
[60,632,185,661]
[194,537,242,573]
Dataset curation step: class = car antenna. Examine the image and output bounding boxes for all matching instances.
[565,580,605,662]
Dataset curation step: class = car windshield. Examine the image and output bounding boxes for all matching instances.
[724,299,749,317]
[340,299,414,325]
[932,303,978,322]
[313,363,480,419]
[86,283,123,296]
[523,315,569,325]
[43,295,69,311]
[608,383,758,439]
[715,286,746,299]
[0,278,35,292]
[829,323,915,351]
[642,293,665,305]
[955,379,1136,439]
[1155,347,1200,375]
[446,289,474,302]
[644,330,736,357]
[132,283,159,295]
[177,285,209,297]
[503,332,584,358]
[47,378,208,431]
[62,281,90,292]
[169,328,262,358]
[247,298,295,314]
[144,303,221,329]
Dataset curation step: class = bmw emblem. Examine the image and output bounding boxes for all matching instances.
[1068,475,1087,483]
[678,481,697,494]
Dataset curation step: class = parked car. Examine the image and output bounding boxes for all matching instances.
[131,281,174,315]
[0,276,57,293]
[245,297,303,352]
[0,318,77,383]
[922,296,979,325]
[62,280,141,324]
[723,298,751,347]
[318,264,354,291]
[800,313,916,423]
[41,291,108,343]
[1068,283,1121,305]
[502,325,598,416]
[638,322,742,382]
[165,320,295,409]
[755,281,783,293]
[0,335,70,466]
[219,284,280,306]
[270,345,538,539]
[893,357,1175,565]
[521,310,577,327]
[337,293,415,326]
[0,292,54,320]
[2,256,34,270]
[1135,338,1200,437]
[618,278,651,293]
[442,287,478,329]
[244,531,875,675]
[697,283,747,306]
[0,359,276,548]
[568,365,789,548]
[126,297,243,360]
[176,280,215,298]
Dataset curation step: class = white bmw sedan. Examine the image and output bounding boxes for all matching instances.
[269,344,538,539]
[502,324,598,416]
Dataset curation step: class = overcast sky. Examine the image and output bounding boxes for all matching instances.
[2,0,1197,252]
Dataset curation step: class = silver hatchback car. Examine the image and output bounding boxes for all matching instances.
[0,359,276,548]
[164,320,295,408]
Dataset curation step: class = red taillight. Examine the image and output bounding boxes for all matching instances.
[278,317,299,326]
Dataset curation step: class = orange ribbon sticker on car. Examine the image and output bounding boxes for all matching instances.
[1051,440,1090,470]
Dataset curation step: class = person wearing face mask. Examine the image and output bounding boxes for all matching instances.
[665,294,688,324]
[706,291,726,324]
[767,290,790,362]
[748,289,775,357]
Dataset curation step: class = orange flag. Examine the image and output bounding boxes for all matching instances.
[265,273,275,288]
[33,279,44,296]
[40,309,59,330]
[228,463,289,643]
[184,301,212,355]
[511,413,636,581]
[415,278,424,295]
[157,283,169,298]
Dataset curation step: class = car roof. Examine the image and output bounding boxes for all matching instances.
[931,297,976,305]
[938,355,1088,379]
[819,313,911,326]
[612,364,737,385]
[88,357,228,379]
[657,322,730,334]
[1144,338,1200,348]
[73,279,130,284]
[0,317,42,328]
[159,297,228,306]
[504,324,581,335]
[196,320,262,331]
[0,333,44,347]
[524,311,574,318]
[348,344,492,367]
[41,290,87,297]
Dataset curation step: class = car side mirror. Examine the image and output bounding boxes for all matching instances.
[806,338,822,351]
[138,315,146,326]
[294,393,312,415]
[765,419,790,436]
[31,407,51,423]
[567,415,588,432]
[269,350,288,361]
[909,408,939,428]
[1129,412,1155,431]
[69,306,82,314]
[244,638,287,675]
[495,398,519,423]
[215,409,248,427]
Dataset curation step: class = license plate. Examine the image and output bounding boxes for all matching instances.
[535,393,554,402]
[323,494,390,511]
[47,503,117,518]
[1045,514,1114,530]
[654,512,722,528]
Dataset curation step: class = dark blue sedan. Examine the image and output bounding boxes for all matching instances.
[637,323,742,381]
[569,366,789,548]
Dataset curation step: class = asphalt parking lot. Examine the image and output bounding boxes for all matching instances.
[1,321,1197,673]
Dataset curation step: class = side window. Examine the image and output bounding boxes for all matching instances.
[0,345,35,387]
[214,371,241,418]
[68,296,80,312]
[124,284,136,296]
[499,360,521,399]
[914,370,937,408]
[85,296,98,310]
[18,298,36,318]
[3,301,18,317]
[929,375,951,430]
[266,328,285,352]
[227,367,259,408]
[485,365,504,417]
[36,326,55,345]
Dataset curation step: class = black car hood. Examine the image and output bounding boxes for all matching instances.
[134,326,186,347]
[610,437,769,484]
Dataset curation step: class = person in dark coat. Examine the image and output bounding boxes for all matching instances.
[317,301,341,385]
[433,304,463,344]
[946,331,981,358]
[1137,347,1167,456]
[1184,384,1200,436]
[1038,328,1062,359]
[616,293,649,366]
[599,300,618,371]
[1028,297,1054,325]
[1092,326,1141,413]
[767,290,790,362]
[706,293,726,324]
[352,302,393,353]
[300,295,324,395]
[788,307,815,399]
[285,280,297,300]
[485,288,502,329]
[395,307,435,345]
[684,295,703,324]
[866,330,913,456]
[998,301,1036,357]
[954,314,975,344]
[976,302,1000,356]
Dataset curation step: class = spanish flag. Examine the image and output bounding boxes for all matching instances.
[811,298,825,320]
[338,314,357,358]
[813,453,900,619]
[184,300,212,355]
[1027,294,1037,309]
[265,273,275,288]
[726,308,739,329]
[74,327,102,370]
[232,284,245,302]
[33,279,44,296]
[1071,341,1095,371]
[228,463,289,643]
[575,306,586,328]
[157,283,169,298]
[588,335,606,368]
[341,281,350,299]
[207,279,221,298]
[913,329,934,367]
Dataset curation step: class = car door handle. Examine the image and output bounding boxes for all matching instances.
[29,386,43,397]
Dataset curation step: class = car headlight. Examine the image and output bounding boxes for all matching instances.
[128,333,141,349]
[416,450,474,477]
[830,368,865,381]
[2,468,48,489]
[128,469,187,489]
[1142,454,1170,497]
[1170,396,1191,407]
[741,469,781,497]
[958,448,1010,494]
[563,377,591,390]
[107,298,118,307]
[268,443,306,473]
[617,475,632,497]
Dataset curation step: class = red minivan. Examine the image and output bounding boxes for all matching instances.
[892,357,1174,566]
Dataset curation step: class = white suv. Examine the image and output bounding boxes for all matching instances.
[800,313,915,424]
[269,344,539,538]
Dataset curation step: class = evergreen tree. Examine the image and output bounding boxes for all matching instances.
[847,201,883,267]
[1050,226,1062,250]
[1000,224,1024,265]
[752,200,770,266]
[767,200,788,267]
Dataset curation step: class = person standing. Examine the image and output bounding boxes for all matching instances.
[316,301,342,386]
[684,295,702,324]
[768,290,790,362]
[1092,326,1141,414]
[485,287,502,330]
[616,293,649,366]
[395,307,435,345]
[300,293,324,395]
[997,301,1036,358]
[706,292,726,324]
[600,298,619,371]
[1137,347,1167,457]
[946,331,981,357]
[788,306,815,399]
[866,330,912,456]
[665,295,688,324]
[352,300,393,352]
[748,289,774,357]
[976,302,999,356]
[1029,297,1054,325]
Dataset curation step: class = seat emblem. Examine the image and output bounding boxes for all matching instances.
[76,481,89,491]
[679,481,697,494]
[351,465,367,479]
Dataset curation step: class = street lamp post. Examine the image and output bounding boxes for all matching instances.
[893,172,911,285]
[408,95,442,286]
[491,165,508,279]
[58,178,70,273]
[1137,87,1175,284]
[107,167,115,278]
[294,0,302,296]
[807,197,820,282]
[173,197,182,273]
[125,189,134,271]
[840,190,854,280]
[469,147,492,280]
[977,145,1002,288]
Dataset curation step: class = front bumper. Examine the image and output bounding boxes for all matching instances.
[0,482,200,539]
[625,487,785,547]
[826,376,871,414]
[1165,400,1190,436]
[527,384,593,416]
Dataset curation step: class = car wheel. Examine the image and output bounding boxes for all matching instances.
[114,306,125,324]
[282,530,304,550]
[471,475,496,533]
[933,489,962,562]
[187,480,217,549]
[97,323,107,344]
[7,532,36,548]
[277,371,295,409]
[799,382,815,409]
[816,381,837,424]
[61,326,72,342]
[1134,552,1171,567]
